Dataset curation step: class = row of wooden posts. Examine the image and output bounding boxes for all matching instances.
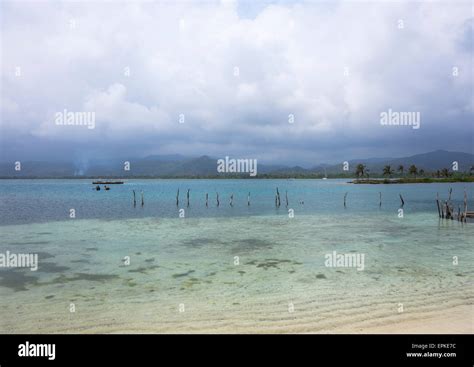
[130,188,408,209]
[130,187,474,223]
[436,188,470,222]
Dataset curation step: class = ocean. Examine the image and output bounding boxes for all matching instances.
[0,179,472,333]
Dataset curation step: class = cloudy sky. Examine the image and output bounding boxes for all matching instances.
[1,0,472,166]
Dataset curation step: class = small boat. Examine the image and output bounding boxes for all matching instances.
[92,180,124,185]
[322,168,328,180]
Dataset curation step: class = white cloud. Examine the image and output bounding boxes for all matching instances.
[0,0,472,163]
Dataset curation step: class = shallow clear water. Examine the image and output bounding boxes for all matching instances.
[0,179,472,333]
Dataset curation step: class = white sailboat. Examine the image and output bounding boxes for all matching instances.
[322,168,328,180]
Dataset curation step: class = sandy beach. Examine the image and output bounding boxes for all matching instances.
[339,305,473,334]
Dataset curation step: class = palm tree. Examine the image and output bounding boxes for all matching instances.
[355,164,365,179]
[409,164,418,179]
[398,165,404,176]
[441,168,450,178]
[470,165,474,176]
[383,165,394,177]
[419,169,425,176]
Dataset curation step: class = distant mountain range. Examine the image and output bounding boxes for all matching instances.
[1,150,472,178]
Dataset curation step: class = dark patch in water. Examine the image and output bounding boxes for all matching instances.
[172,270,195,278]
[0,270,39,291]
[246,258,302,270]
[37,262,70,273]
[72,273,118,282]
[145,258,155,263]
[232,239,273,253]
[45,295,55,299]
[128,267,147,274]
[238,271,245,275]
[128,265,159,274]
[257,262,278,270]
[181,238,221,248]
[8,241,50,245]
[71,259,90,264]
[37,232,53,235]
[266,258,303,265]
[36,252,55,260]
[85,247,98,251]
[181,277,201,288]
[49,273,119,284]
[316,273,327,279]
[135,252,141,255]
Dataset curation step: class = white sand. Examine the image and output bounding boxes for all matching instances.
[348,305,473,334]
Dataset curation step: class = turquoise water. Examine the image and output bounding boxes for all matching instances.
[0,179,472,333]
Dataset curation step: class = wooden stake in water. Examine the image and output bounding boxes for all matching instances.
[141,191,144,206]
[206,193,208,207]
[247,192,250,206]
[344,192,348,208]
[133,190,136,207]
[216,192,220,207]
[463,189,468,223]
[285,191,289,207]
[445,200,452,219]
[399,193,405,207]
[230,194,234,207]
[379,192,382,207]
[186,189,190,207]
[436,192,441,218]
[176,189,179,207]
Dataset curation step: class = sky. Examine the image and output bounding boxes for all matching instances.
[0,0,473,166]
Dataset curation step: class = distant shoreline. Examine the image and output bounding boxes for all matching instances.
[1,176,474,182]
[351,177,474,184]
